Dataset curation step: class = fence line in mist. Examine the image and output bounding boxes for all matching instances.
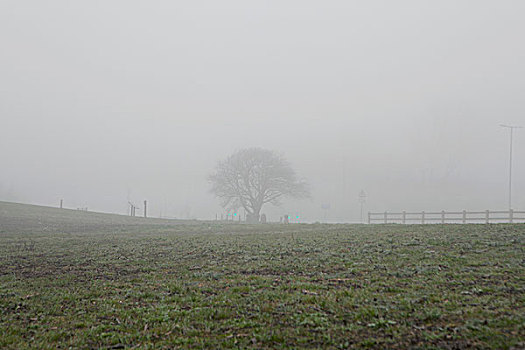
[368,209,525,224]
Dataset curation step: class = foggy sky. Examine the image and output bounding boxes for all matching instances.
[1,1,524,222]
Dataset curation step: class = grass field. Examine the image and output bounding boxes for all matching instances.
[0,201,524,349]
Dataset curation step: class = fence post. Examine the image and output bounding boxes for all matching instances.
[510,209,514,224]
[368,212,371,224]
[441,210,445,224]
[485,210,489,224]
[462,210,466,224]
[60,199,63,209]
[384,211,387,224]
[402,211,406,224]
[144,200,147,218]
[421,211,425,224]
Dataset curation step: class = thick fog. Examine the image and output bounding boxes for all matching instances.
[1,1,524,222]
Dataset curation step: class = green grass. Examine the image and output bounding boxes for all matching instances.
[0,201,524,349]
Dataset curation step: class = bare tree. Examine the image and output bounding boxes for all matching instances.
[209,148,309,222]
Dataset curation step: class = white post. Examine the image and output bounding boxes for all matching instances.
[421,211,425,224]
[462,210,466,224]
[441,210,445,224]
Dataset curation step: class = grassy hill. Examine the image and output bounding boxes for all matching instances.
[0,201,524,349]
[0,201,193,235]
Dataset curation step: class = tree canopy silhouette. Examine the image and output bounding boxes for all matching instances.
[209,148,309,222]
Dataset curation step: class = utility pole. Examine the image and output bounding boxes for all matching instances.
[358,190,367,223]
[144,200,147,218]
[500,124,522,210]
[321,203,330,223]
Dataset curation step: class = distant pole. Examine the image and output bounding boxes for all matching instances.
[321,203,330,223]
[144,200,147,218]
[500,124,522,210]
[358,190,367,223]
[60,199,63,209]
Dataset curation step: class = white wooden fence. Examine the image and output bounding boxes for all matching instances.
[368,209,525,224]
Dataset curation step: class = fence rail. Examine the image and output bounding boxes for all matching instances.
[368,209,525,224]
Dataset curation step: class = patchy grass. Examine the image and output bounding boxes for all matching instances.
[0,202,524,349]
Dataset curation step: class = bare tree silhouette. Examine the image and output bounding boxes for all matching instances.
[209,148,309,222]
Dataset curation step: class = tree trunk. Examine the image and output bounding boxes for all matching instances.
[247,205,261,223]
